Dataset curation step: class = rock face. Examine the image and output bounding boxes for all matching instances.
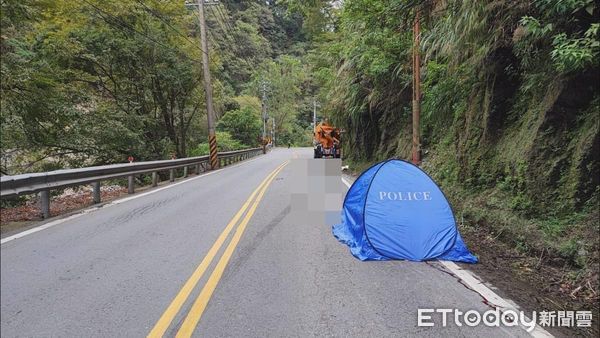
[337,52,599,220]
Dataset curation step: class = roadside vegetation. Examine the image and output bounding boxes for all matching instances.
[1,0,598,334]
[288,0,598,332]
[1,0,314,175]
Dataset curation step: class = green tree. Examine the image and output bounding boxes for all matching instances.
[0,0,312,174]
[248,54,311,145]
[189,131,244,156]
[0,0,212,173]
[216,107,262,146]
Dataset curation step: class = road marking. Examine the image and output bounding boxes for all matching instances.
[341,176,353,188]
[147,162,287,338]
[0,155,266,245]
[0,212,91,245]
[340,177,553,338]
[175,163,287,338]
[439,261,553,338]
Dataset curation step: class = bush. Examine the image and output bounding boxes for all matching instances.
[189,131,245,156]
[216,107,262,146]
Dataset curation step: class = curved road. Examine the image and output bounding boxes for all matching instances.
[1,148,530,337]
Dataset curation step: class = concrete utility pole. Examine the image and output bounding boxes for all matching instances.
[261,81,268,153]
[411,10,421,165]
[313,98,317,127]
[196,0,218,169]
[271,117,275,147]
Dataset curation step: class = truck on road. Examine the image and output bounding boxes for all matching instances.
[313,120,341,159]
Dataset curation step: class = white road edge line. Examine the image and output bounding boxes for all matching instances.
[0,155,265,245]
[340,176,553,338]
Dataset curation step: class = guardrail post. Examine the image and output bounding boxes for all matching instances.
[0,150,263,205]
[39,190,50,219]
[92,182,101,204]
[128,175,134,194]
[152,172,158,187]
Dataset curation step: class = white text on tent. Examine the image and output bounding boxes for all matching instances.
[378,191,432,201]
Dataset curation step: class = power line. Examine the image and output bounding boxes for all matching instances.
[212,4,246,48]
[200,0,243,43]
[185,1,249,62]
[213,4,236,34]
[206,25,222,50]
[134,0,208,57]
[205,3,248,56]
[206,5,237,48]
[210,5,235,39]
[204,3,243,50]
[80,0,204,64]
[183,0,237,56]
[206,3,253,71]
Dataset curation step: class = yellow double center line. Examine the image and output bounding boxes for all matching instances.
[148,162,288,338]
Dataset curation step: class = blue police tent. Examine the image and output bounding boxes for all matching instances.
[333,159,477,263]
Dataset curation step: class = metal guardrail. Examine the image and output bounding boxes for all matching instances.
[0,147,263,218]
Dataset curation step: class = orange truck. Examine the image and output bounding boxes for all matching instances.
[313,120,341,158]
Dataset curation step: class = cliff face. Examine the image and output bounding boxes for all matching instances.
[423,66,599,216]
[348,55,599,264]
[342,63,599,203]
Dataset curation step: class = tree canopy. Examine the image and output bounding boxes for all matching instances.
[1,0,314,173]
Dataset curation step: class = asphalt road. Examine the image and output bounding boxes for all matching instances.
[1,148,530,337]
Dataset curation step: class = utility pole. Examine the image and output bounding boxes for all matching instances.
[271,118,275,147]
[411,10,421,165]
[313,98,317,128]
[196,0,218,169]
[261,81,268,153]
